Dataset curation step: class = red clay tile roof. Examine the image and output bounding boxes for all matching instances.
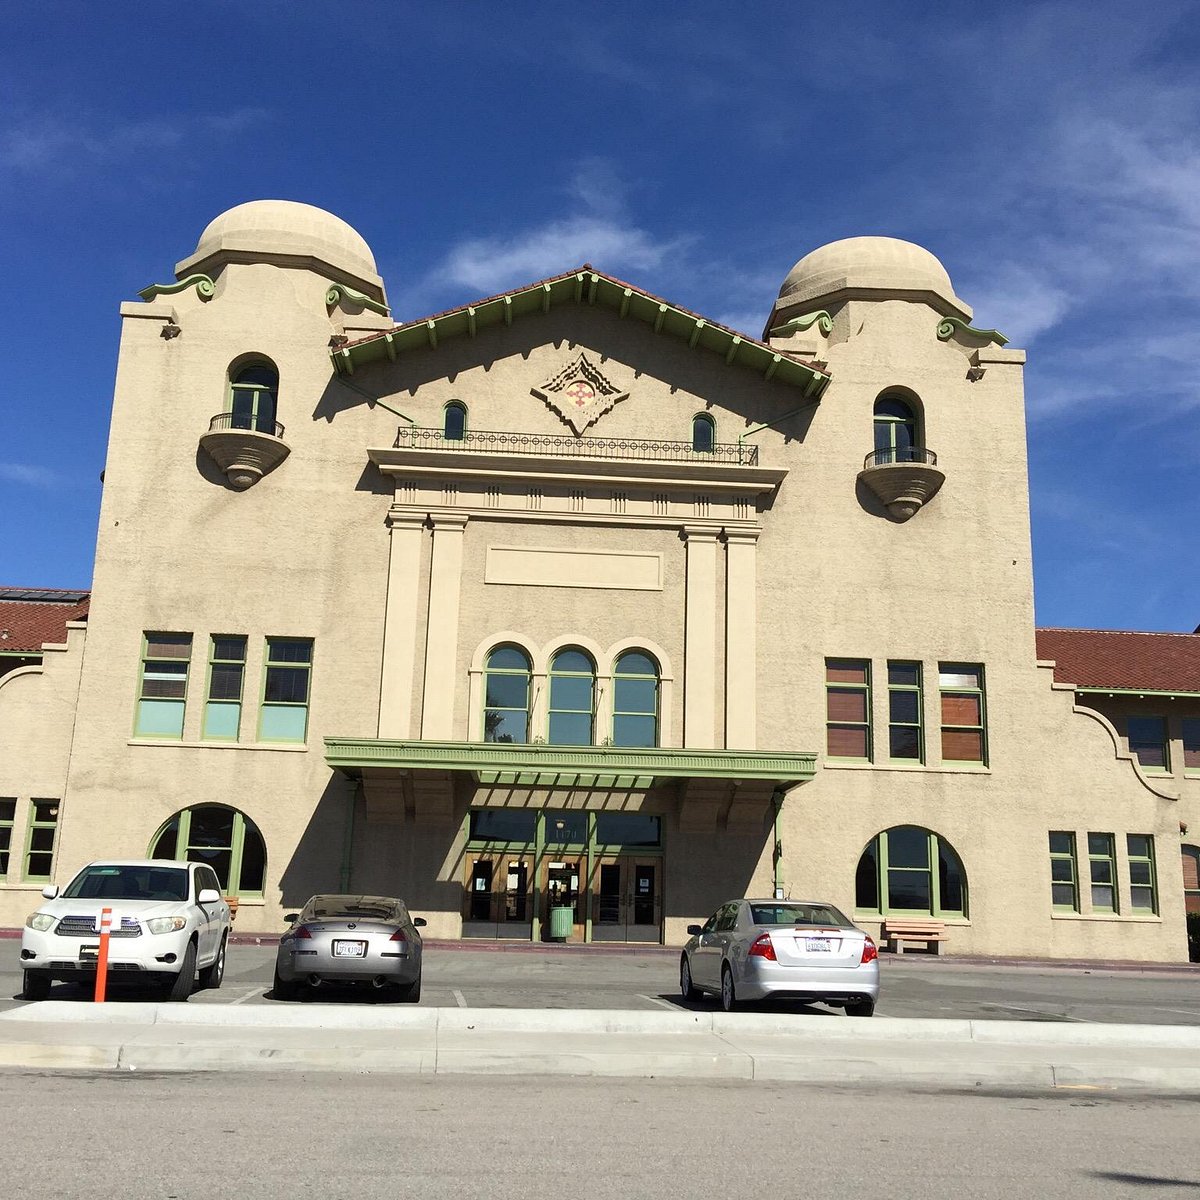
[1036,627,1200,693]
[0,589,90,654]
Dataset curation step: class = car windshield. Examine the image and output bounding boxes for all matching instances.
[302,895,402,923]
[63,865,190,902]
[749,903,853,928]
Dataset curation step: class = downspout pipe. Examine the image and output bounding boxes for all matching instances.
[772,787,786,899]
[738,398,822,452]
[340,777,359,892]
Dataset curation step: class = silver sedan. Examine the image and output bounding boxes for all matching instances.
[680,898,879,1016]
[273,894,425,1002]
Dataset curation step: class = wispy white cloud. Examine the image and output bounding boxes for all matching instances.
[0,463,57,488]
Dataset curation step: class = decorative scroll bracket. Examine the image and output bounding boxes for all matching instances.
[137,274,215,303]
[326,284,390,317]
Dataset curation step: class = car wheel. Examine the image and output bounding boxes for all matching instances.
[396,974,421,1004]
[272,966,299,1002]
[198,934,227,990]
[166,940,197,1002]
[845,999,875,1017]
[22,971,51,1001]
[680,955,701,1001]
[720,964,737,1012]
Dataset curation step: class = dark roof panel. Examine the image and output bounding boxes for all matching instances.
[0,591,90,654]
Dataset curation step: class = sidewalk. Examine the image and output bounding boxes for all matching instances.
[3,1003,1199,1091]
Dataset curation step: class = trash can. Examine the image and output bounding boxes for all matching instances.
[548,905,574,942]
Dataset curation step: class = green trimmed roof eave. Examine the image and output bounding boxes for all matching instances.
[1076,686,1200,700]
[329,269,831,398]
[325,737,816,789]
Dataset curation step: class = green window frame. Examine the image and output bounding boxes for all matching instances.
[854,825,967,918]
[1126,834,1157,914]
[24,798,59,881]
[887,661,923,762]
[873,394,918,464]
[548,648,595,746]
[0,797,15,878]
[134,632,193,739]
[203,635,247,741]
[612,650,659,748]
[483,645,531,743]
[443,401,468,441]
[229,362,279,434]
[150,804,266,897]
[1088,832,1118,913]
[1183,719,1200,774]
[692,412,715,453]
[1048,831,1079,912]
[939,663,986,765]
[258,637,313,743]
[1127,716,1169,772]
[826,658,871,761]
[1183,844,1200,916]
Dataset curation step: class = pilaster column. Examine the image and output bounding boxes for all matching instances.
[724,528,760,749]
[377,510,426,739]
[420,511,469,739]
[682,526,720,748]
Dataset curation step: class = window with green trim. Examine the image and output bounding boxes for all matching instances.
[939,663,986,764]
[692,412,715,453]
[259,637,313,743]
[150,804,266,896]
[1088,832,1118,913]
[1127,716,1169,771]
[24,798,59,881]
[134,632,193,738]
[1049,831,1079,912]
[0,797,15,878]
[1183,844,1200,916]
[826,659,871,760]
[855,825,967,917]
[1126,834,1157,914]
[1183,719,1200,774]
[443,401,467,441]
[548,648,595,746]
[873,394,918,463]
[203,635,246,740]
[483,645,531,743]
[229,362,278,433]
[887,661,923,761]
[612,650,659,747]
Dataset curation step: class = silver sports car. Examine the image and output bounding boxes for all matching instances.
[273,894,425,1002]
[680,898,879,1015]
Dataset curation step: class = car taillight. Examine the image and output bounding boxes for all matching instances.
[748,933,777,961]
[389,929,408,943]
[291,925,312,940]
[860,936,878,964]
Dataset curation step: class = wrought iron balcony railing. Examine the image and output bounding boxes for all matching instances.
[863,446,937,470]
[207,412,286,439]
[393,426,759,465]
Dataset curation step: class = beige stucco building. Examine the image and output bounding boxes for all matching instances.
[2,199,1198,961]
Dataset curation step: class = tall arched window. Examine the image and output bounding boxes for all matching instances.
[548,648,595,745]
[483,646,531,743]
[229,362,279,434]
[444,401,467,441]
[1183,844,1200,918]
[149,804,266,897]
[873,394,917,464]
[692,413,716,453]
[855,825,967,917]
[612,651,660,747]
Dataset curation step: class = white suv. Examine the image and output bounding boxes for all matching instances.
[20,859,232,1002]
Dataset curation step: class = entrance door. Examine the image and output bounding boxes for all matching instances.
[590,856,662,943]
[462,854,533,939]
[541,857,583,941]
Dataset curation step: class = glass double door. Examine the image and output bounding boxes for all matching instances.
[464,855,534,939]
[590,856,661,943]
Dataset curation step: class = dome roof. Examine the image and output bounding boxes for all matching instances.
[776,236,970,318]
[176,200,381,291]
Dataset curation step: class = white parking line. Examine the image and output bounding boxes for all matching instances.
[638,994,677,1010]
[452,988,467,1008]
[229,987,265,1005]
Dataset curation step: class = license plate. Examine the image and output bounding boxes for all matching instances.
[804,938,833,952]
[79,944,99,961]
[333,940,367,958]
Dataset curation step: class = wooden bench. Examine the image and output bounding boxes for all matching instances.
[882,917,947,954]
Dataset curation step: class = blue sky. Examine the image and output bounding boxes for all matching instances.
[2,2,1198,631]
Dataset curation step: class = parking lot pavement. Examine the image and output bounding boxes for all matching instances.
[3,937,1199,1023]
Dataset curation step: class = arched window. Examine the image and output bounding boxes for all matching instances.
[612,650,660,747]
[483,645,531,743]
[229,362,279,434]
[855,825,967,917]
[443,401,467,442]
[548,648,596,745]
[692,413,715,453]
[1183,844,1200,918]
[873,394,918,464]
[149,804,266,897]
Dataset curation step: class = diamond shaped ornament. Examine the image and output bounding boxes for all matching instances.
[532,353,629,435]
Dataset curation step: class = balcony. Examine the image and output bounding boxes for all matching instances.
[199,412,291,490]
[858,446,944,521]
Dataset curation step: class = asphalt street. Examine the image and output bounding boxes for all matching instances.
[3,938,1199,1023]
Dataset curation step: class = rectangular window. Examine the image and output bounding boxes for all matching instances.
[939,663,986,764]
[203,635,247,740]
[134,632,193,738]
[24,799,59,881]
[1181,718,1200,773]
[1087,832,1118,913]
[887,661,923,762]
[259,638,313,743]
[1126,834,1157,914]
[1048,831,1079,912]
[1127,716,1169,772]
[0,797,15,877]
[826,659,871,760]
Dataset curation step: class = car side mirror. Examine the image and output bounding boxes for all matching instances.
[197,888,221,905]
[413,917,427,928]
[687,924,703,936]
[284,913,299,923]
[41,885,59,900]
